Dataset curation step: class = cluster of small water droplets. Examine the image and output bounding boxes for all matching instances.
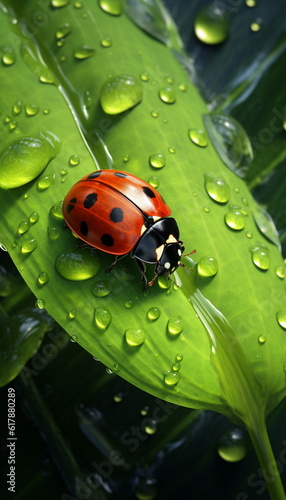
[163,354,184,387]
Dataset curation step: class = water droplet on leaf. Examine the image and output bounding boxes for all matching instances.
[250,19,262,32]
[55,248,100,280]
[98,0,122,16]
[94,307,112,330]
[51,0,70,7]
[37,272,49,286]
[69,154,80,166]
[91,280,112,297]
[101,37,112,47]
[197,256,218,277]
[0,132,61,189]
[158,86,176,104]
[74,46,95,60]
[100,74,143,114]
[21,238,37,254]
[50,201,64,219]
[258,334,266,344]
[252,206,280,249]
[37,173,55,191]
[204,174,230,203]
[217,429,247,462]
[13,101,22,115]
[194,5,229,44]
[144,419,157,435]
[148,176,159,188]
[164,371,180,386]
[167,317,183,335]
[203,114,253,178]
[149,153,166,169]
[147,307,161,321]
[225,205,245,230]
[18,221,30,235]
[125,328,145,346]
[276,311,286,329]
[275,266,285,279]
[250,243,270,270]
[56,23,72,39]
[29,212,39,224]
[188,128,208,147]
[47,226,60,240]
[2,47,16,66]
[35,298,46,309]
[25,104,39,116]
[124,300,134,308]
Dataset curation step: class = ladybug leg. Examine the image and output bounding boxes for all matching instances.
[105,254,128,274]
[134,258,148,292]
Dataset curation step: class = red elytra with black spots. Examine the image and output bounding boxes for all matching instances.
[62,170,185,289]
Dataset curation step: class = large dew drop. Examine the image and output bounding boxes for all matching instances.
[55,248,100,280]
[194,5,229,45]
[203,114,253,178]
[0,132,61,189]
[100,75,143,114]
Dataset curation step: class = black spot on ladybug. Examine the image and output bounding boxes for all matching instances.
[80,221,88,236]
[110,207,124,223]
[142,186,156,198]
[67,197,77,213]
[87,171,102,179]
[101,233,114,247]
[115,172,128,178]
[84,192,97,209]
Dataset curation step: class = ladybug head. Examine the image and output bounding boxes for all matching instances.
[148,240,185,287]
[156,242,184,277]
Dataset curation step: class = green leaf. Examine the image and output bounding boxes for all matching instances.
[0,0,285,426]
[0,308,49,386]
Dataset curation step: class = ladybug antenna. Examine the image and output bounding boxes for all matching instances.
[148,273,159,287]
[182,249,196,258]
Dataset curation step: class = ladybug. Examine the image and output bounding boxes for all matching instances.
[62,170,190,290]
